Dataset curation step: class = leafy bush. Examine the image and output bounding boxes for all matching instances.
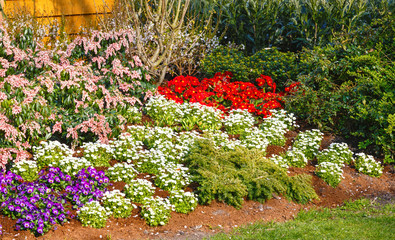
[0,26,155,168]
[286,174,319,204]
[196,0,393,53]
[285,44,394,161]
[185,139,318,208]
[201,46,297,88]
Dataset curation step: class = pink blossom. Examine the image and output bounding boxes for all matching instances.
[5,74,31,88]
[66,127,78,140]
[145,74,151,81]
[52,121,63,133]
[130,70,142,79]
[0,92,7,101]
[12,103,22,115]
[48,113,57,121]
[133,56,143,67]
[92,56,106,69]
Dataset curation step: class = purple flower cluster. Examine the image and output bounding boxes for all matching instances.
[65,167,109,208]
[38,167,72,191]
[0,167,110,235]
[0,180,68,235]
[0,170,23,202]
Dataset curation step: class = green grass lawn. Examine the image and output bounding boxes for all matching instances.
[209,199,395,240]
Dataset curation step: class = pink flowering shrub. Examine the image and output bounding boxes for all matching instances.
[0,25,155,168]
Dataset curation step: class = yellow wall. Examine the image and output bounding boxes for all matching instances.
[3,0,114,33]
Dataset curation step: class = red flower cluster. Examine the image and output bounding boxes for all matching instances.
[158,72,298,117]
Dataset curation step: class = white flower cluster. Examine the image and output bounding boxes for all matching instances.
[141,196,174,226]
[293,129,323,160]
[285,148,309,168]
[144,126,176,149]
[145,95,223,131]
[266,109,299,130]
[260,110,296,146]
[169,189,198,214]
[240,127,270,153]
[126,125,147,142]
[124,179,156,203]
[317,142,354,166]
[33,140,73,168]
[111,132,144,163]
[77,200,107,229]
[82,141,114,167]
[125,106,142,124]
[315,161,344,187]
[155,163,191,191]
[355,153,383,177]
[50,156,92,177]
[11,160,39,182]
[106,163,137,183]
[202,130,241,150]
[190,103,222,131]
[145,95,180,126]
[135,149,170,175]
[175,131,203,160]
[223,109,255,135]
[268,155,289,169]
[102,190,134,218]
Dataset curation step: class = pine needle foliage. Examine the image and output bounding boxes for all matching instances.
[185,139,318,208]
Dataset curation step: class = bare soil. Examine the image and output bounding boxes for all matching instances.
[1,132,394,240]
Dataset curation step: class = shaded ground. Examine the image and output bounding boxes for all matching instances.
[1,132,394,240]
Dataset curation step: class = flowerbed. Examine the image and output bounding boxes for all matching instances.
[0,94,385,237]
[0,23,386,238]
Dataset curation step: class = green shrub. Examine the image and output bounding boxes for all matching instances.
[286,174,319,204]
[195,0,393,53]
[285,44,394,162]
[185,139,318,209]
[201,46,297,88]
